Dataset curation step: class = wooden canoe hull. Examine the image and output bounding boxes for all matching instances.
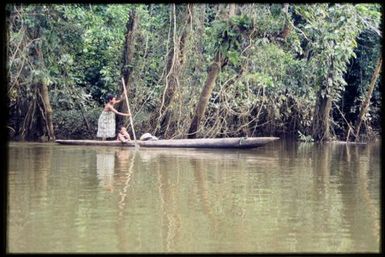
[55,137,279,149]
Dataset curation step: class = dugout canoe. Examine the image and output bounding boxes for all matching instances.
[55,137,279,149]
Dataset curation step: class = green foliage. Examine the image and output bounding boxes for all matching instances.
[295,4,363,100]
[7,3,382,141]
[66,4,131,102]
[53,107,100,139]
[209,14,253,58]
[355,3,382,27]
[336,27,382,136]
[251,4,286,35]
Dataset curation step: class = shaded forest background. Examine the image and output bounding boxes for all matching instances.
[6,3,382,142]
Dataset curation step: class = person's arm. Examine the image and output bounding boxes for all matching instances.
[109,105,130,117]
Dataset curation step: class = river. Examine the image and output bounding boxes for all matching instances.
[7,140,380,253]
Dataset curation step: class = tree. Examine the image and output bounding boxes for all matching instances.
[154,4,194,137]
[294,4,364,141]
[354,56,382,141]
[188,4,237,138]
[117,7,139,129]
[6,4,382,142]
[7,5,56,141]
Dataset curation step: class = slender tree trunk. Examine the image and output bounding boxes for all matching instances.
[312,69,334,142]
[178,4,193,68]
[312,92,332,141]
[118,8,138,129]
[156,4,193,137]
[188,53,223,138]
[155,4,178,136]
[34,26,55,141]
[188,4,235,138]
[38,82,55,141]
[354,56,382,141]
[121,9,138,92]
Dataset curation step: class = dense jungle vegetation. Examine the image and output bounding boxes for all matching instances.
[6,3,382,142]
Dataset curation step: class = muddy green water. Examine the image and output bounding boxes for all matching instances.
[7,140,380,253]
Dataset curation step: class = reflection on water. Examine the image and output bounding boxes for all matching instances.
[7,140,381,253]
[96,152,115,191]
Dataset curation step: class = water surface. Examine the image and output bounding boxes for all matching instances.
[7,140,381,253]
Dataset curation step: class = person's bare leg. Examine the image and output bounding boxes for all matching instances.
[118,134,127,143]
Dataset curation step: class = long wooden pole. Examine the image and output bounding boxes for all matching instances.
[121,77,138,148]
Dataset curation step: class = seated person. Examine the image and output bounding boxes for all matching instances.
[117,126,131,143]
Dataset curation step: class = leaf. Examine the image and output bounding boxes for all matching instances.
[227,51,239,65]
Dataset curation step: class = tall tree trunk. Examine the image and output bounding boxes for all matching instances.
[178,4,193,68]
[188,4,235,138]
[188,53,223,138]
[121,9,138,92]
[117,8,138,129]
[354,56,382,141]
[312,91,332,142]
[39,82,55,141]
[312,69,334,142]
[34,27,55,141]
[155,4,193,137]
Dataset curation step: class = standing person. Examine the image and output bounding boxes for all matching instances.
[97,94,130,140]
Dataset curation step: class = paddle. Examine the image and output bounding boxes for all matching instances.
[121,77,139,149]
